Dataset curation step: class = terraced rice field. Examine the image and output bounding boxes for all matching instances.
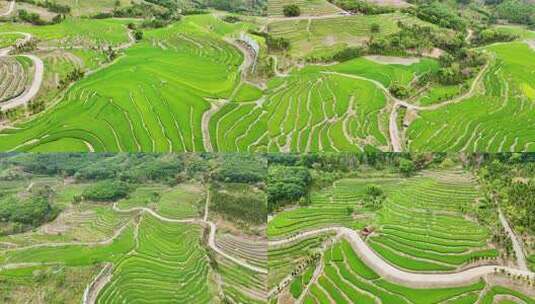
[479,286,535,304]
[0,212,215,303]
[96,215,214,303]
[218,254,268,303]
[407,42,535,152]
[0,15,251,152]
[268,175,405,238]
[267,0,343,17]
[268,233,333,288]
[0,57,29,103]
[268,168,535,303]
[216,233,267,269]
[211,57,437,152]
[370,170,498,272]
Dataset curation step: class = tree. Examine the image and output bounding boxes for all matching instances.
[363,184,385,209]
[283,4,300,17]
[133,29,143,41]
[399,158,415,176]
[370,23,380,33]
[389,82,409,99]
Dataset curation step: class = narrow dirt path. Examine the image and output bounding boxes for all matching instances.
[82,263,113,304]
[269,227,535,289]
[201,99,227,152]
[498,208,529,271]
[0,0,15,17]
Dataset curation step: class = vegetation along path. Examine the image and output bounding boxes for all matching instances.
[498,208,529,271]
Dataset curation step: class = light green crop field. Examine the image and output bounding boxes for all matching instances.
[96,215,215,303]
[0,18,131,48]
[0,32,24,48]
[268,13,426,58]
[116,183,204,219]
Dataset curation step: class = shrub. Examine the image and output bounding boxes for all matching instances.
[389,82,410,99]
[211,184,266,225]
[332,46,364,62]
[82,180,131,202]
[283,4,300,17]
[267,166,311,211]
[133,30,143,41]
[266,35,290,52]
[399,158,415,176]
[213,154,266,184]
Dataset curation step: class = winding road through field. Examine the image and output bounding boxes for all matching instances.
[323,58,491,152]
[0,32,44,111]
[111,192,268,274]
[269,226,535,292]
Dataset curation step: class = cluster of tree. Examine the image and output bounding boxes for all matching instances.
[6,154,189,185]
[0,194,57,235]
[143,0,177,10]
[332,46,365,62]
[17,9,63,25]
[210,183,266,225]
[212,154,266,184]
[471,28,517,45]
[283,4,300,17]
[389,81,410,99]
[221,15,241,23]
[435,49,486,85]
[362,184,386,209]
[474,153,535,234]
[28,99,45,114]
[17,0,71,14]
[93,2,181,29]
[266,34,290,52]
[495,0,535,28]
[267,165,311,211]
[305,45,366,63]
[330,0,395,15]
[201,0,267,15]
[406,2,467,31]
[368,23,464,57]
[58,68,85,89]
[81,180,131,202]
